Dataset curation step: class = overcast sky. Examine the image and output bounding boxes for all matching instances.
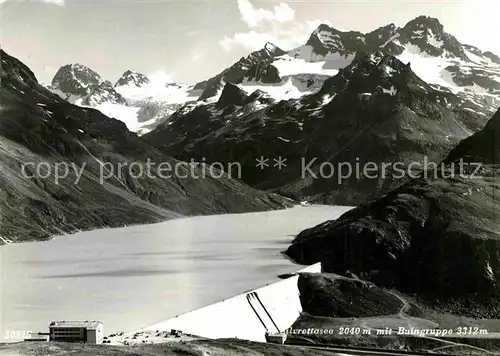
[0,0,498,85]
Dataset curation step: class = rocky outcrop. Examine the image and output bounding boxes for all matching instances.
[395,16,468,60]
[484,51,500,64]
[445,65,500,92]
[246,89,275,105]
[195,42,286,100]
[82,80,128,106]
[115,70,150,87]
[245,63,281,84]
[216,83,249,108]
[304,24,366,57]
[199,78,225,101]
[147,52,485,205]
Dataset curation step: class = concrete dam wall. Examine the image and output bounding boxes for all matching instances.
[141,263,322,342]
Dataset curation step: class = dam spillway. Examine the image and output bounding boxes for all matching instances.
[120,263,321,343]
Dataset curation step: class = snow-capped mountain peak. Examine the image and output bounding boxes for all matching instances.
[317,52,419,99]
[483,51,500,65]
[115,70,150,88]
[403,15,444,33]
[261,42,286,57]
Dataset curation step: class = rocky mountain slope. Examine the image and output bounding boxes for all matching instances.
[285,106,500,302]
[0,339,346,356]
[0,50,291,243]
[146,51,486,205]
[46,41,320,135]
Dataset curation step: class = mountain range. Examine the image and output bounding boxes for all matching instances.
[4,14,499,241]
[0,49,291,243]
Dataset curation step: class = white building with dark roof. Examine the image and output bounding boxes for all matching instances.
[49,321,103,344]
